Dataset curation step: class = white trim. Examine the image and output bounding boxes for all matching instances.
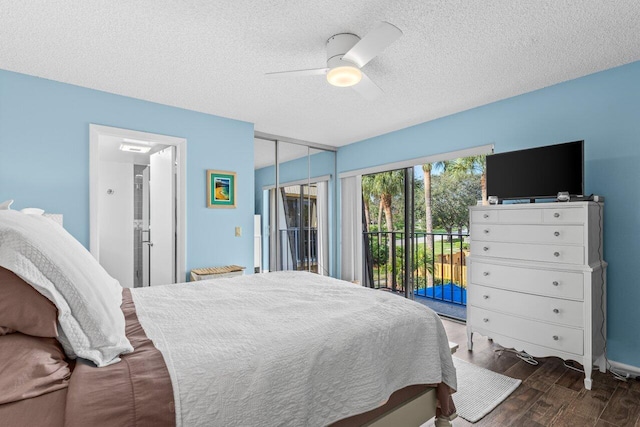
[89,124,187,283]
[262,174,331,190]
[338,144,494,178]
[609,359,640,378]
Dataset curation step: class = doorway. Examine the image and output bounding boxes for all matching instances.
[89,125,186,287]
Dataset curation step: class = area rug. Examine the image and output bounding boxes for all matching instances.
[451,357,521,423]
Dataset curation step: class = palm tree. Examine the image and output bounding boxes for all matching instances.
[448,155,487,205]
[421,161,447,288]
[373,170,404,233]
[372,170,404,286]
[361,175,374,228]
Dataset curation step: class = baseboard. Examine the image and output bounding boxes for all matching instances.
[609,360,640,378]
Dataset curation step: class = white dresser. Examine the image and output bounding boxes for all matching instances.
[466,202,606,389]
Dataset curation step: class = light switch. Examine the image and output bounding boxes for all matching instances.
[235,226,242,237]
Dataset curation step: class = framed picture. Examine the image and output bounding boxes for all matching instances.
[207,170,236,208]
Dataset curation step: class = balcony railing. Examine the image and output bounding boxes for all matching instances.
[279,228,318,271]
[364,231,468,305]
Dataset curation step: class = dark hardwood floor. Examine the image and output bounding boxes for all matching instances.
[440,317,640,427]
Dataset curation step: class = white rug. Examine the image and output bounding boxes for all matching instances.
[451,357,521,423]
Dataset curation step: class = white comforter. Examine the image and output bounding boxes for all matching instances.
[131,271,457,427]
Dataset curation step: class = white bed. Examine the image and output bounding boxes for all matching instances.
[0,210,457,426]
[131,271,457,426]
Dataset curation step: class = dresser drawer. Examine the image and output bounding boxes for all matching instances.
[469,284,584,328]
[471,210,498,223]
[469,307,584,355]
[471,224,583,245]
[469,261,584,300]
[471,208,543,224]
[498,209,543,224]
[471,241,584,264]
[543,207,585,224]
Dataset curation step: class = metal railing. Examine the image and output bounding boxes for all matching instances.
[279,228,318,271]
[364,231,468,305]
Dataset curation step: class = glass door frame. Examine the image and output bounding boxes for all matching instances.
[361,166,415,298]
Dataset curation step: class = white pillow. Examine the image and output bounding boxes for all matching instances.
[0,210,132,367]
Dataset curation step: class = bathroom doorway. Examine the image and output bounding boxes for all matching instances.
[89,125,186,287]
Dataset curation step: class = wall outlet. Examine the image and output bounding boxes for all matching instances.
[235,226,242,237]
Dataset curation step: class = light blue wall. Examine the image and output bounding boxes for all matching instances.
[337,60,640,367]
[0,69,255,281]
[254,150,337,275]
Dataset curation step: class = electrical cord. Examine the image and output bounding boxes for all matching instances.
[564,360,584,373]
[593,202,632,382]
[494,348,539,365]
[596,201,609,371]
[490,203,609,377]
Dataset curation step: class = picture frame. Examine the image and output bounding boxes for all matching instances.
[206,170,236,208]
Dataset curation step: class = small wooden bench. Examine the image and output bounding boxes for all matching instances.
[190,265,245,281]
[449,341,459,354]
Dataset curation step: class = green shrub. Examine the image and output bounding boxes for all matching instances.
[368,235,389,265]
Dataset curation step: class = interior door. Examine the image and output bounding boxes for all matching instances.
[98,161,134,288]
[142,166,150,287]
[149,147,175,285]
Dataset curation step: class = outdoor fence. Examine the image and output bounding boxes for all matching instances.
[363,231,469,305]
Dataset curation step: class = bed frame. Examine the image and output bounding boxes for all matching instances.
[367,387,441,427]
[334,342,458,427]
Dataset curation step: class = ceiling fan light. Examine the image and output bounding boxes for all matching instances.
[327,66,362,87]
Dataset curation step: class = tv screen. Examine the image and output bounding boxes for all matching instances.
[486,141,584,201]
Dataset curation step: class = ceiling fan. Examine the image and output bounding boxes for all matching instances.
[266,22,403,100]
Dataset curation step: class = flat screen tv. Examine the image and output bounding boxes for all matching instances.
[486,141,584,201]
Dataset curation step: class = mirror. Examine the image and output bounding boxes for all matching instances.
[253,137,335,275]
[254,138,276,273]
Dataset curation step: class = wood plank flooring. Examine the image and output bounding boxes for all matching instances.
[440,318,640,427]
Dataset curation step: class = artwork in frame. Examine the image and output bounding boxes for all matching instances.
[207,170,236,208]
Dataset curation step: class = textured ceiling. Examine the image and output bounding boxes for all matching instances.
[1,1,639,147]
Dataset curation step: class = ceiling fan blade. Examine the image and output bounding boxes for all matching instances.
[352,72,383,100]
[342,22,403,68]
[265,68,329,78]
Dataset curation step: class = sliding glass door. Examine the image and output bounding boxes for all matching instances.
[362,167,414,297]
[360,154,486,312]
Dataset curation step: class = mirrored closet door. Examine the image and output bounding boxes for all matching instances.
[254,136,335,276]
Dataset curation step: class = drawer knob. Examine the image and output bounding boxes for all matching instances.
[552,281,559,286]
[483,295,489,299]
[483,246,489,252]
[483,213,489,219]
[484,229,490,234]
[554,231,560,237]
[554,212,560,218]
[554,252,560,257]
[553,308,560,314]
[483,318,489,323]
[483,271,490,276]
[552,335,559,341]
